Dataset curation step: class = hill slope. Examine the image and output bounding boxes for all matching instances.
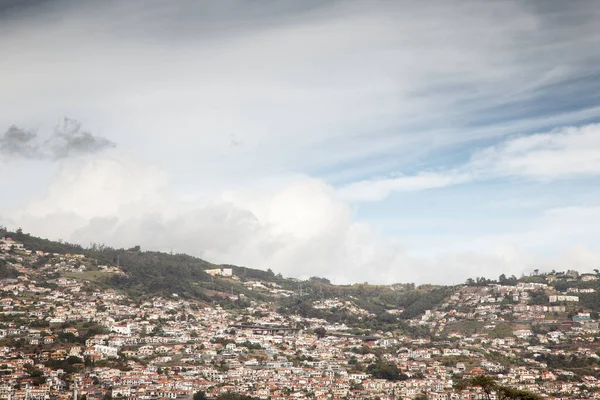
[0,228,453,327]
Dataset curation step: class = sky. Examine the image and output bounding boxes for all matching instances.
[1,0,600,285]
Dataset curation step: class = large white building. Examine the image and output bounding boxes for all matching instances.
[549,295,579,303]
[111,324,132,336]
[205,268,233,277]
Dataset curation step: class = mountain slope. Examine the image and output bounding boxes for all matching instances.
[0,228,453,327]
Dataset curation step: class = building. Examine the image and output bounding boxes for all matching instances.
[205,268,233,277]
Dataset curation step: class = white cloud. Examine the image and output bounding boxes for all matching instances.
[471,123,600,179]
[6,156,600,285]
[23,157,168,219]
[2,0,600,189]
[342,123,600,202]
[2,1,600,284]
[8,157,408,283]
[339,172,470,202]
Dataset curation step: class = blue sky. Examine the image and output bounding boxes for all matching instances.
[1,0,600,284]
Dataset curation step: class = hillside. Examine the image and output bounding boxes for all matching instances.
[0,228,452,328]
[4,227,600,335]
[3,229,600,398]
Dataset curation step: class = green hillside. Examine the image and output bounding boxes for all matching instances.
[1,228,452,329]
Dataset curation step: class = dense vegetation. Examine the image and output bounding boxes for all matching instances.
[366,360,409,381]
[535,353,597,374]
[0,259,19,279]
[3,229,258,302]
[397,286,453,319]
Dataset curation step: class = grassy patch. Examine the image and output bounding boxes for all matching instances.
[488,323,513,338]
[63,271,114,282]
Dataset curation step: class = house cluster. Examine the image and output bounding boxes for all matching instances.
[239,281,296,298]
[312,299,373,318]
[3,237,600,399]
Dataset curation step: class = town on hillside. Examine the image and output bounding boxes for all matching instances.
[2,235,600,399]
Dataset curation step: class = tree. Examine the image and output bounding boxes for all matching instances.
[214,393,259,400]
[455,375,497,400]
[309,276,332,285]
[455,375,540,400]
[27,367,45,385]
[498,274,518,286]
[496,386,541,400]
[476,276,493,285]
[366,360,408,381]
[67,355,83,365]
[314,326,327,339]
[193,391,208,400]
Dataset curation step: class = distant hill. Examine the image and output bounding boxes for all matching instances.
[8,227,600,336]
[0,228,454,332]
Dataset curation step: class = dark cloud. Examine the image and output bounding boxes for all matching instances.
[0,125,39,158]
[0,0,339,45]
[0,118,115,160]
[49,118,115,159]
[0,0,59,23]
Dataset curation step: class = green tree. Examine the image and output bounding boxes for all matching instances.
[455,375,540,400]
[314,326,326,339]
[366,360,408,381]
[214,393,260,400]
[455,375,497,400]
[193,391,208,400]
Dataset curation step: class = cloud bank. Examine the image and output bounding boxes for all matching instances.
[4,149,600,285]
[2,1,600,284]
